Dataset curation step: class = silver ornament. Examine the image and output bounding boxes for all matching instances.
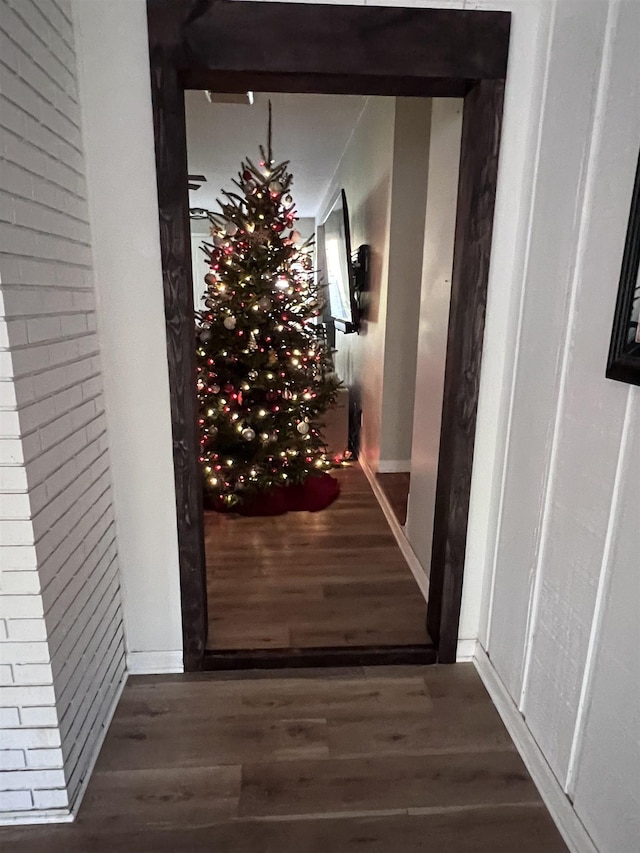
[225,221,238,237]
[296,422,310,435]
[223,316,237,330]
[241,427,256,442]
[199,328,212,343]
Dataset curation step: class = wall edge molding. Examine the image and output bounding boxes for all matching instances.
[126,650,184,675]
[456,638,478,661]
[68,670,129,819]
[474,645,598,853]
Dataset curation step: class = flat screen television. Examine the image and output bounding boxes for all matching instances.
[323,189,358,333]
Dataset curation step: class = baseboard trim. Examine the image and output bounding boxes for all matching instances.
[126,650,184,674]
[359,456,430,605]
[377,459,411,474]
[456,638,478,661]
[0,809,74,826]
[473,645,598,853]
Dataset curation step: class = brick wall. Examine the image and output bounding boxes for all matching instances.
[0,0,125,821]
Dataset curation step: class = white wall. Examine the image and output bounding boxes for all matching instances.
[404,99,462,576]
[317,97,396,470]
[379,98,431,469]
[73,0,183,674]
[0,0,125,820]
[60,2,639,847]
[474,2,640,852]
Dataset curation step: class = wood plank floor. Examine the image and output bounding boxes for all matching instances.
[205,464,428,650]
[0,665,569,852]
[376,471,411,526]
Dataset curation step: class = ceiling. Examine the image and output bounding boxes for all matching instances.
[185,91,366,219]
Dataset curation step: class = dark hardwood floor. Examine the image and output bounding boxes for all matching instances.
[376,471,411,526]
[205,464,428,651]
[0,665,568,852]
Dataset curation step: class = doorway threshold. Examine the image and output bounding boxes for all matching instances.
[202,643,437,671]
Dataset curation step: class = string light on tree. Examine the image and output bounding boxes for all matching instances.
[194,102,339,508]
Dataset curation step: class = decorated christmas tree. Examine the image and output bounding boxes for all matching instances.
[195,108,340,512]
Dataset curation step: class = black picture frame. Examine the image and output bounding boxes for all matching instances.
[607,149,640,387]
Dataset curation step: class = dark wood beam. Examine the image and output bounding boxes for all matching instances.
[181,2,510,85]
[427,78,506,663]
[148,47,208,671]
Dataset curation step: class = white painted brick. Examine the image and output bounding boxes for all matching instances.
[5,619,48,642]
[0,595,43,621]
[0,751,26,770]
[0,439,24,465]
[38,411,73,450]
[5,374,34,408]
[1,0,124,816]
[0,409,21,436]
[5,1,52,54]
[0,381,17,407]
[0,350,16,377]
[26,747,63,769]
[0,572,40,596]
[59,314,88,337]
[0,789,32,811]
[0,31,19,73]
[13,664,53,685]
[0,162,32,203]
[19,706,57,727]
[0,665,14,685]
[32,787,67,810]
[0,642,50,665]
[0,768,65,789]
[0,547,38,570]
[0,520,35,546]
[0,595,44,631]
[0,708,20,727]
[0,493,31,519]
[0,727,60,750]
[26,316,63,344]
[4,318,28,347]
[0,684,54,709]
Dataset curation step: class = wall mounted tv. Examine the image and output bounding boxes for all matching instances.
[322,189,368,334]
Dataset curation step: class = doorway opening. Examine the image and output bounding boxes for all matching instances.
[187,91,436,666]
[147,0,510,670]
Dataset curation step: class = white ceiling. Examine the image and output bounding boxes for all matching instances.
[185,91,366,219]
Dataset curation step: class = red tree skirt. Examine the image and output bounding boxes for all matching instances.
[208,473,340,516]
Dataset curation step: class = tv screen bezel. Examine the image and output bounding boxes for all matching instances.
[322,188,358,333]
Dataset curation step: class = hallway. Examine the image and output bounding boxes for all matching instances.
[205,464,429,651]
[0,665,568,852]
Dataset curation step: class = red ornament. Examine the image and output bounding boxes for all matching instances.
[223,383,234,394]
[272,222,285,233]
[242,170,252,181]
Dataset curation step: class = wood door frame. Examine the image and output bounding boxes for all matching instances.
[146,0,510,670]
